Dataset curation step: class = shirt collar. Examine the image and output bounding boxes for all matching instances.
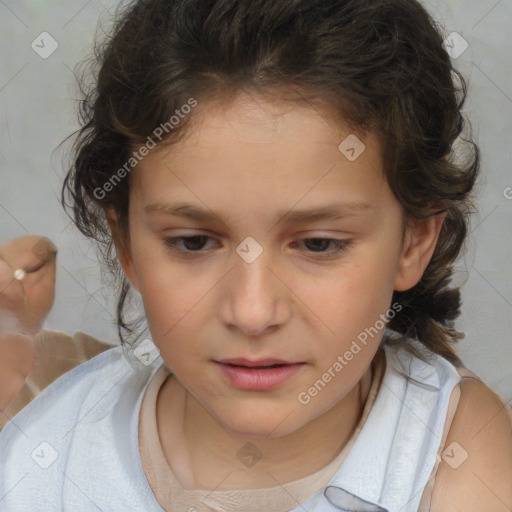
[323,485,389,511]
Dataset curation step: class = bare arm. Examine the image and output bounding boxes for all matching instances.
[430,378,512,511]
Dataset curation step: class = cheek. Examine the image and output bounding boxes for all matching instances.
[305,259,396,343]
[132,255,214,363]
[138,271,199,338]
[129,235,183,329]
[139,280,204,375]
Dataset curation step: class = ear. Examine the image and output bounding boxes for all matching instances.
[106,208,140,292]
[394,212,446,292]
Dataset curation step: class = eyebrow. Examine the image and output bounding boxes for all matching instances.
[144,200,373,226]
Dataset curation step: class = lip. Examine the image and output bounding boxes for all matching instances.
[218,357,296,367]
[214,359,305,391]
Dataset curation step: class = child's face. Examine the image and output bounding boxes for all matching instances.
[114,93,436,438]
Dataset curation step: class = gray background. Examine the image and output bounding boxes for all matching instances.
[1,0,511,400]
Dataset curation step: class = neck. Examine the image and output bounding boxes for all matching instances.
[156,361,375,491]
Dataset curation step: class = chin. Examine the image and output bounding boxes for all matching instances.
[216,406,305,440]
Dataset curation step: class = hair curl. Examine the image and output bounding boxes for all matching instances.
[62,0,479,366]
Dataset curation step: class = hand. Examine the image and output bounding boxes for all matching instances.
[0,235,57,411]
[0,331,34,410]
[0,235,57,334]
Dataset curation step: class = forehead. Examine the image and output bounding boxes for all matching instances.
[131,93,387,217]
[174,92,374,150]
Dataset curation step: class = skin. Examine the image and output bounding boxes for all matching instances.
[430,379,512,510]
[0,235,57,411]
[108,92,445,491]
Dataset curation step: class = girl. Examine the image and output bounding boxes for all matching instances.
[1,0,511,510]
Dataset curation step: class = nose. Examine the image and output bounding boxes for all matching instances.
[219,251,290,338]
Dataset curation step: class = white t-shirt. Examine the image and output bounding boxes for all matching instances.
[0,341,463,511]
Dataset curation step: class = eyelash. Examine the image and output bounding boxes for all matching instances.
[162,236,353,258]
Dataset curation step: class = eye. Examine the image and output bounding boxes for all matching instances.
[163,235,352,258]
[163,235,215,254]
[293,238,353,256]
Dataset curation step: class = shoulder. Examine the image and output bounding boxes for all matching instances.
[1,330,113,427]
[0,345,136,439]
[430,376,512,511]
[0,344,162,510]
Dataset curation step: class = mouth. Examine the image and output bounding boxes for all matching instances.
[214,358,305,391]
[217,357,299,368]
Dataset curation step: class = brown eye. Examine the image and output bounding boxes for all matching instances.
[163,236,213,253]
[303,238,331,252]
[295,238,352,255]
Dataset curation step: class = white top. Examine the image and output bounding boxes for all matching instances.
[137,347,387,512]
[0,340,462,512]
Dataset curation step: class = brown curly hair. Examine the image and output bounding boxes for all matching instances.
[62,0,479,366]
